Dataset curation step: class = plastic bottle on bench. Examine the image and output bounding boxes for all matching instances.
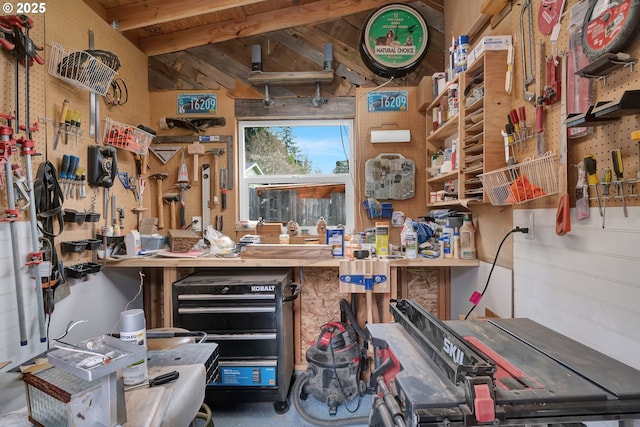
[459,214,477,260]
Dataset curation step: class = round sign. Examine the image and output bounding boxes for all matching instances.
[359,3,430,78]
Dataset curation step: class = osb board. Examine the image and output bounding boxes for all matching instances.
[354,86,427,243]
[148,90,237,237]
[404,267,441,317]
[297,266,441,366]
[298,267,343,364]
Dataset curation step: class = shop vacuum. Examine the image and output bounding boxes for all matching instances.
[292,299,371,426]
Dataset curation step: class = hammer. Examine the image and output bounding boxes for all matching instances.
[175,183,191,228]
[149,173,168,229]
[207,148,225,206]
[163,193,179,229]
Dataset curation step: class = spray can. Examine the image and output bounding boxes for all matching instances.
[120,309,148,386]
[456,35,469,73]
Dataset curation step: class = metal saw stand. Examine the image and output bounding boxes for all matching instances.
[367,299,640,427]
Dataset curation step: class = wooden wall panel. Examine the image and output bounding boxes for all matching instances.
[0,1,149,269]
[354,86,427,244]
[43,0,150,268]
[148,90,237,236]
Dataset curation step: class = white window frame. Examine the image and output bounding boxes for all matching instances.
[238,119,355,234]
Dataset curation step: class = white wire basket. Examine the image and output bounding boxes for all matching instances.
[48,42,117,95]
[102,118,154,155]
[479,152,559,206]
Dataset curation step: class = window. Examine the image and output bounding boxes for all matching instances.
[239,119,354,233]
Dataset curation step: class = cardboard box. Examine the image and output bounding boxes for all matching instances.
[468,35,512,67]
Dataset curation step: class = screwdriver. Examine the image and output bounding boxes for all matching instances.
[583,154,602,217]
[65,109,73,145]
[601,168,611,229]
[125,370,180,391]
[53,99,69,150]
[611,149,627,217]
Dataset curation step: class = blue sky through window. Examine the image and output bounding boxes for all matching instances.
[276,125,350,174]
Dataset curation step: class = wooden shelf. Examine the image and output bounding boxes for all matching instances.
[425,50,510,209]
[427,170,458,183]
[248,70,334,86]
[427,113,459,142]
[424,74,459,113]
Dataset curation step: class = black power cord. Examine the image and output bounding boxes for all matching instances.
[464,226,528,320]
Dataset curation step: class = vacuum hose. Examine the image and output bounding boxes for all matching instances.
[340,298,370,342]
[292,370,370,426]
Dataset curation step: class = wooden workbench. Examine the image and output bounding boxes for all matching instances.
[109,255,478,368]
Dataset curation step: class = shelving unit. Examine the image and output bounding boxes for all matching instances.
[423,50,511,207]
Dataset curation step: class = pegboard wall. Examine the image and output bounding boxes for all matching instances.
[354,85,427,237]
[0,12,46,222]
[0,0,151,271]
[504,0,640,210]
[148,90,236,237]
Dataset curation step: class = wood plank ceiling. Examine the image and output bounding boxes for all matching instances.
[83,0,445,98]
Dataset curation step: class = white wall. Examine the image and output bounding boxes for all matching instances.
[513,207,640,371]
[0,222,141,372]
[451,262,513,320]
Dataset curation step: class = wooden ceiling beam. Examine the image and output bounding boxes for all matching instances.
[138,0,413,56]
[107,0,267,31]
[287,26,384,86]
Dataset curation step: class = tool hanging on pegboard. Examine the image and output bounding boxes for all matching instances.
[581,0,640,61]
[2,14,48,343]
[544,53,561,106]
[177,148,189,183]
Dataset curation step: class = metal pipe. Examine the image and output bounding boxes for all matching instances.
[23,23,47,341]
[4,151,28,345]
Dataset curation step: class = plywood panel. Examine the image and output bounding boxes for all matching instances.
[354,86,427,246]
[149,90,236,237]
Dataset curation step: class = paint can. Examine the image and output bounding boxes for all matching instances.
[120,309,148,386]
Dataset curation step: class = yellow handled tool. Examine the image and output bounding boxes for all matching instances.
[583,154,602,217]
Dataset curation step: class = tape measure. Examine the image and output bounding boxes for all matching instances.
[581,0,640,60]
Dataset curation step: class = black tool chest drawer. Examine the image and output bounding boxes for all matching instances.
[172,268,299,412]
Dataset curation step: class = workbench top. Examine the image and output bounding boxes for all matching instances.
[108,255,479,269]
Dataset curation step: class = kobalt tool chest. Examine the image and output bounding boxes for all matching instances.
[172,268,300,413]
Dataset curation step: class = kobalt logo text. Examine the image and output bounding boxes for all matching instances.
[251,285,275,292]
[443,337,464,365]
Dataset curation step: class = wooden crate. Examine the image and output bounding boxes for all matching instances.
[167,229,200,252]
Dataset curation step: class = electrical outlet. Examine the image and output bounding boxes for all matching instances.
[524,212,534,240]
[192,216,202,232]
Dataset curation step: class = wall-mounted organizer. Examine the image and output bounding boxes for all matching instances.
[48,42,119,95]
[102,118,154,155]
[479,152,559,206]
[424,49,512,208]
[364,153,415,200]
[65,262,103,279]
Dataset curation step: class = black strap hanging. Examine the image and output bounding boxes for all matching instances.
[34,160,65,288]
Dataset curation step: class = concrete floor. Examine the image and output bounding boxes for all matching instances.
[207,372,373,427]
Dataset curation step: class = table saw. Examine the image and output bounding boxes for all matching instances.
[367,299,640,426]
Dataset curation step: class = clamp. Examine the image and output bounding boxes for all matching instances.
[339,274,387,291]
